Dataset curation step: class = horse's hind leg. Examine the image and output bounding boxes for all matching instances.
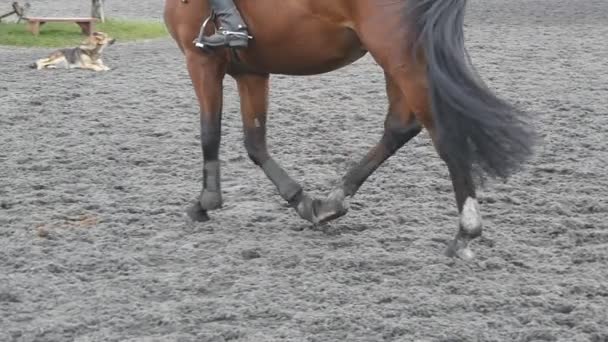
[314,72,422,224]
[439,134,482,260]
[236,73,318,222]
[353,7,485,259]
[390,68,482,260]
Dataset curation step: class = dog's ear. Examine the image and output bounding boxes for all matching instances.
[92,32,106,40]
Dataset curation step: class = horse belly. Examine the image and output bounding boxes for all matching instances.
[237,26,367,76]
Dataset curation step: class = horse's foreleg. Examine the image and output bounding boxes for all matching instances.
[184,52,226,222]
[236,73,320,222]
[314,73,422,224]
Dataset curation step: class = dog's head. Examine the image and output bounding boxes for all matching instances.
[80,32,116,51]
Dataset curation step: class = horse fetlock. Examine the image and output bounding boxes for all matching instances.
[446,236,476,261]
[199,190,223,210]
[459,197,483,239]
[279,181,303,204]
[327,188,347,205]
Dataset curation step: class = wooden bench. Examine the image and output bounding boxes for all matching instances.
[24,17,98,36]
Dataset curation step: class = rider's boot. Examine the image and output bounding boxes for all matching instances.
[195,0,250,49]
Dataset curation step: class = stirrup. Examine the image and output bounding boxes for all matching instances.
[194,12,216,49]
[194,11,252,49]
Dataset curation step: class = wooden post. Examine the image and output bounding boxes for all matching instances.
[76,21,94,35]
[26,20,40,36]
[91,0,105,23]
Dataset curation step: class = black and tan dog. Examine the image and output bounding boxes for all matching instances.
[30,32,116,71]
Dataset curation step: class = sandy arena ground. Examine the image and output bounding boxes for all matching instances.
[1,0,607,341]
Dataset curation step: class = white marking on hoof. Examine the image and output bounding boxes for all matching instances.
[446,238,476,260]
[327,188,349,209]
[456,247,476,261]
[460,197,482,236]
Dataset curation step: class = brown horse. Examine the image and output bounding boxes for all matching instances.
[163,0,535,259]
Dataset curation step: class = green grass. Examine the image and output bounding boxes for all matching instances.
[0,19,168,47]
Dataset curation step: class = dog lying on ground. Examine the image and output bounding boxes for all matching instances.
[30,32,116,71]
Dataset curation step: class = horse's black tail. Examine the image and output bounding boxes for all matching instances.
[406,0,536,181]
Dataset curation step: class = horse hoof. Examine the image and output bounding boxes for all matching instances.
[294,194,316,223]
[314,201,348,224]
[186,201,210,222]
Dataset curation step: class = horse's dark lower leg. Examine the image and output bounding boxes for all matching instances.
[314,74,422,224]
[243,120,302,204]
[342,117,421,197]
[184,53,226,222]
[314,116,421,223]
[236,74,317,221]
[198,113,223,210]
